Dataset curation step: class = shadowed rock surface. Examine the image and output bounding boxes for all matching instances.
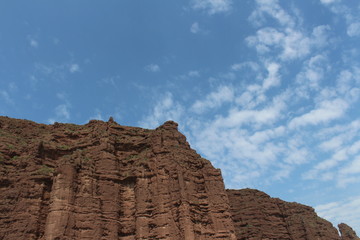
[0,116,358,240]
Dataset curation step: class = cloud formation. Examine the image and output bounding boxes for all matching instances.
[145,64,160,72]
[191,0,232,15]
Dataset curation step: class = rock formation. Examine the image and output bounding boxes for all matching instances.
[339,223,360,240]
[0,116,358,240]
[0,117,235,239]
[227,189,345,239]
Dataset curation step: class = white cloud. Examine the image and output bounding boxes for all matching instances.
[249,0,296,28]
[0,90,14,105]
[347,22,360,37]
[295,54,328,93]
[47,93,72,123]
[55,104,70,120]
[30,39,38,48]
[263,62,281,90]
[231,61,260,72]
[48,104,71,124]
[145,64,160,72]
[214,96,286,129]
[27,35,38,48]
[190,22,200,34]
[188,70,200,77]
[69,64,80,73]
[321,1,359,39]
[139,92,184,129]
[185,92,303,187]
[247,1,331,61]
[191,85,234,114]
[191,0,232,15]
[319,0,339,4]
[319,135,345,151]
[32,60,84,84]
[303,119,360,186]
[289,98,348,129]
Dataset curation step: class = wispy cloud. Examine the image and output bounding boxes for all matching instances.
[0,90,14,105]
[32,61,82,85]
[319,0,360,38]
[316,197,360,234]
[247,0,331,61]
[69,64,80,73]
[303,120,360,187]
[249,0,296,28]
[231,61,260,72]
[48,104,70,124]
[246,25,331,61]
[191,85,234,114]
[145,64,160,72]
[319,0,339,4]
[47,93,71,123]
[27,35,38,48]
[347,22,360,37]
[191,0,232,15]
[139,92,184,129]
[190,22,201,34]
[289,98,348,129]
[295,54,328,94]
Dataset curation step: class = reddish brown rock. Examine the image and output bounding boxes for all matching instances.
[339,223,360,240]
[0,117,236,240]
[0,116,358,240]
[226,188,359,240]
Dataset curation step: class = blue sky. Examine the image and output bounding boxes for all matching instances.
[1,0,360,232]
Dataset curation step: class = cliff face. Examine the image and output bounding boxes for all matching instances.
[0,117,235,240]
[0,116,358,240]
[227,189,344,240]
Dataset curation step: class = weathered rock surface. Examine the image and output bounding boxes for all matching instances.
[0,117,235,239]
[227,189,359,240]
[339,223,360,240]
[0,116,358,240]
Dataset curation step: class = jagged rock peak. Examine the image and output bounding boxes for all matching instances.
[339,223,360,240]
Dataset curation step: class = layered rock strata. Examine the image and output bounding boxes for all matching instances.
[227,189,358,240]
[0,117,235,239]
[0,116,358,240]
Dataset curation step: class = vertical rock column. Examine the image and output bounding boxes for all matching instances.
[43,165,76,240]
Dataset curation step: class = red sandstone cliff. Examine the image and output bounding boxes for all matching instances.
[0,116,358,240]
[0,117,235,239]
[227,189,347,240]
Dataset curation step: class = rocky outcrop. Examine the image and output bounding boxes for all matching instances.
[0,116,358,240]
[226,189,358,240]
[0,117,235,239]
[339,223,360,240]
